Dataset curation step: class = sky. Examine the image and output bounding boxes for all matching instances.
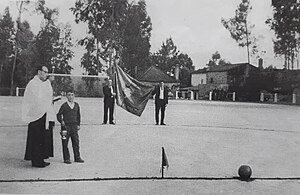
[0,0,283,74]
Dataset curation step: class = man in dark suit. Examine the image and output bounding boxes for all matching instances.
[102,78,116,125]
[152,81,168,125]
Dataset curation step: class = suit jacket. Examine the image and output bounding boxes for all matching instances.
[103,85,115,104]
[152,85,168,105]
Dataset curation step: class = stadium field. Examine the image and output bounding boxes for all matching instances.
[0,96,299,194]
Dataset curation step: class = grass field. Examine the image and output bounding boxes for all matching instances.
[0,96,299,194]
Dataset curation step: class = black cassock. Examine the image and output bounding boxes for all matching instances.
[24,113,53,161]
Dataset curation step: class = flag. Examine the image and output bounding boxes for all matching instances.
[162,147,169,169]
[115,65,154,116]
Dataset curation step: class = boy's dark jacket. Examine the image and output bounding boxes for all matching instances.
[57,102,81,126]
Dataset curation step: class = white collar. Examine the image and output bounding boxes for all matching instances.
[67,101,75,109]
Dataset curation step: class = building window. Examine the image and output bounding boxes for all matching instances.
[201,79,203,84]
[210,78,213,83]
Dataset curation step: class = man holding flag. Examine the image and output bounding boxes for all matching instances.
[102,78,116,125]
[152,81,169,125]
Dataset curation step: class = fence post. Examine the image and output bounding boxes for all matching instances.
[292,94,296,104]
[190,91,194,100]
[209,91,212,101]
[260,93,264,102]
[233,92,236,102]
[16,87,19,97]
[274,93,278,103]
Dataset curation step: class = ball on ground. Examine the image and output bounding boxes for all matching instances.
[238,165,252,181]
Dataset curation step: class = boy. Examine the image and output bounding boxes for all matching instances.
[57,89,84,164]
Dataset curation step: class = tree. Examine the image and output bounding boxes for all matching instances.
[10,0,32,95]
[151,37,180,74]
[206,60,216,67]
[207,51,220,67]
[30,0,74,95]
[266,0,300,70]
[0,7,33,95]
[1,1,74,95]
[219,59,230,66]
[71,0,129,76]
[151,37,194,86]
[14,20,34,88]
[51,24,74,95]
[72,0,132,96]
[0,7,14,95]
[33,0,60,69]
[206,51,231,66]
[212,51,221,63]
[120,0,152,77]
[221,0,257,64]
[72,0,153,79]
[177,53,194,87]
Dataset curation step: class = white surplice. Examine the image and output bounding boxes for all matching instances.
[22,76,55,129]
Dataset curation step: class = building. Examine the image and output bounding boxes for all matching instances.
[137,65,181,89]
[191,63,260,100]
[191,68,207,85]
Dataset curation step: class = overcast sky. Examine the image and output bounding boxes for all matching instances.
[1,0,283,74]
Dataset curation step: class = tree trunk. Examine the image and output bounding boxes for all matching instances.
[10,2,24,96]
[10,49,18,95]
[245,20,250,64]
[297,49,299,70]
[0,63,3,86]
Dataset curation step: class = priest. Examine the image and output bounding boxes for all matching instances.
[22,65,55,168]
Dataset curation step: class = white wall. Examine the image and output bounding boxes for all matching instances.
[191,73,206,86]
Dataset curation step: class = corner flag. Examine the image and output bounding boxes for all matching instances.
[115,65,154,116]
[161,147,169,178]
[162,147,169,168]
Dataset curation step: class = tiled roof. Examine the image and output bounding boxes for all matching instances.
[193,63,257,74]
[138,65,180,83]
[192,68,207,74]
[208,64,241,72]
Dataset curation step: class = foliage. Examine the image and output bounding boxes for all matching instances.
[0,1,74,96]
[206,51,231,66]
[151,37,179,73]
[72,0,152,78]
[120,0,152,77]
[0,7,14,94]
[266,0,300,70]
[14,20,34,87]
[221,0,258,63]
[151,37,194,86]
[71,0,129,75]
[51,24,74,95]
[0,7,35,95]
[9,0,35,95]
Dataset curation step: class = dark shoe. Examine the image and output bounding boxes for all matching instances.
[32,160,47,168]
[32,162,46,168]
[102,122,107,125]
[155,123,159,125]
[109,122,115,125]
[32,164,45,168]
[75,158,84,163]
[44,162,50,166]
[160,123,166,125]
[64,160,72,164]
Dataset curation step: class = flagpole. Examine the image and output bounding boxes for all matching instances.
[161,147,169,178]
[113,52,117,125]
[114,84,117,125]
[162,147,164,178]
